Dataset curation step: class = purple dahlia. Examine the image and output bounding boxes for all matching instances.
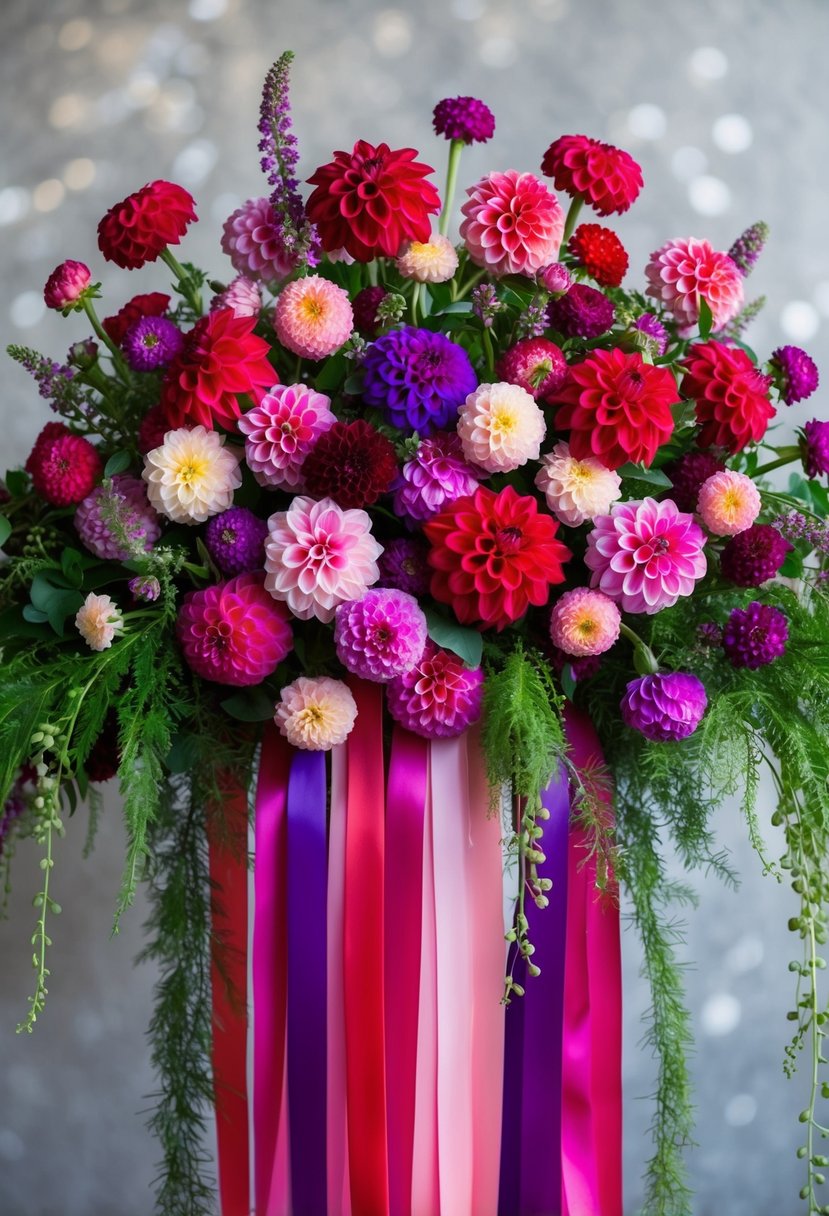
[122,315,185,372]
[334,588,427,683]
[721,601,788,669]
[803,419,829,479]
[620,672,708,742]
[392,431,481,523]
[361,326,477,435]
[720,524,791,587]
[204,507,268,576]
[376,537,432,597]
[770,345,819,406]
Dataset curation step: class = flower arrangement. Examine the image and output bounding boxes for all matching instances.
[2,50,829,1216]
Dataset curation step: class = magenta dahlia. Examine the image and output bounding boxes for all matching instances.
[334,588,427,682]
[722,601,788,669]
[386,640,484,739]
[541,135,643,215]
[392,432,481,523]
[621,672,708,741]
[177,572,293,686]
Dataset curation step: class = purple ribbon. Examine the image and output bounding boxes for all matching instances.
[498,764,570,1216]
[287,749,328,1216]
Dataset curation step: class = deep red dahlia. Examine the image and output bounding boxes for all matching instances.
[160,309,276,430]
[97,181,197,270]
[541,135,643,215]
[137,402,187,454]
[681,341,775,453]
[553,348,677,470]
[302,419,398,509]
[423,484,571,631]
[85,711,120,783]
[25,422,102,506]
[306,140,440,262]
[568,223,629,288]
[103,292,171,346]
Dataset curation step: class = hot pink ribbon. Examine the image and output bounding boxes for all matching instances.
[328,743,351,1216]
[411,749,440,1216]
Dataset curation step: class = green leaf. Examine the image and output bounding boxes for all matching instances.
[0,515,11,548]
[698,296,713,340]
[30,570,69,612]
[780,547,805,579]
[21,605,49,625]
[314,351,348,393]
[220,687,275,722]
[60,547,84,588]
[4,469,28,497]
[617,462,672,488]
[433,301,474,316]
[104,451,131,477]
[165,733,203,774]
[424,608,483,668]
[561,663,577,702]
[46,589,84,637]
[343,372,364,396]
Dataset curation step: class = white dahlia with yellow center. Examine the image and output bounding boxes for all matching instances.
[142,425,242,525]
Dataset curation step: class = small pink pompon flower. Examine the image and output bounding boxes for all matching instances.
[460,170,565,277]
[456,382,546,473]
[221,197,296,282]
[275,676,358,751]
[210,275,262,318]
[696,469,761,536]
[75,592,124,652]
[274,276,354,361]
[645,238,743,332]
[44,260,92,312]
[549,587,621,657]
[238,383,336,491]
[396,234,459,283]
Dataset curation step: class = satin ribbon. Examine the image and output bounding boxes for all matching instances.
[208,774,251,1216]
[253,725,291,1215]
[344,680,389,1216]
[411,750,440,1216]
[328,743,351,1216]
[385,727,428,1216]
[286,749,328,1216]
[561,707,622,1216]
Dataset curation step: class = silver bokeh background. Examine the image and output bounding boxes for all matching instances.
[1,1,827,1212]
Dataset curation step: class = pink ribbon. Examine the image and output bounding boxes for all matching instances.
[328,743,351,1216]
[411,749,440,1216]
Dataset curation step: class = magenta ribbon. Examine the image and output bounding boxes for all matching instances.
[498,764,570,1216]
[385,726,428,1216]
[286,748,328,1216]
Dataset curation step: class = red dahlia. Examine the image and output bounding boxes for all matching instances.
[553,348,677,470]
[306,140,440,262]
[25,422,102,506]
[568,223,629,288]
[97,180,197,270]
[424,484,571,631]
[160,309,276,431]
[541,135,643,216]
[103,292,171,346]
[301,419,398,509]
[681,340,775,453]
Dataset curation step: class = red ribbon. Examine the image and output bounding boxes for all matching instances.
[345,679,390,1216]
[208,774,251,1216]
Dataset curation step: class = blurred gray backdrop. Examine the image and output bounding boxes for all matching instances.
[1,0,827,1212]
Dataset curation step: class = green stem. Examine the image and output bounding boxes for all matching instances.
[161,247,203,315]
[619,622,660,674]
[80,298,132,383]
[411,281,422,326]
[562,196,584,245]
[454,267,487,302]
[482,326,496,377]
[755,447,803,476]
[439,139,464,237]
[367,260,378,288]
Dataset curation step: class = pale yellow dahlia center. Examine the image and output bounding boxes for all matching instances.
[570,460,598,485]
[490,405,519,437]
[298,704,326,728]
[301,296,325,322]
[175,457,209,486]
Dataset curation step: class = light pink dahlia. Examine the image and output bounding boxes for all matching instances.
[334,588,427,682]
[238,383,336,490]
[456,381,546,473]
[275,676,358,751]
[221,197,296,282]
[177,572,293,686]
[645,238,744,332]
[210,274,262,318]
[549,587,621,657]
[396,233,459,283]
[585,497,707,615]
[274,276,354,361]
[535,441,622,526]
[75,592,124,652]
[696,469,761,536]
[264,496,382,622]
[460,170,565,277]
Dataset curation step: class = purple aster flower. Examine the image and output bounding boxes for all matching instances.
[516,297,549,341]
[727,221,769,276]
[376,537,431,596]
[620,672,708,742]
[361,326,477,435]
[75,474,161,560]
[803,419,829,479]
[722,601,788,669]
[537,262,572,296]
[432,96,495,145]
[770,345,819,406]
[122,316,185,372]
[663,450,726,513]
[204,507,268,576]
[258,51,319,268]
[386,639,484,739]
[352,285,388,338]
[334,588,428,682]
[129,574,161,602]
[633,312,669,357]
[720,524,791,587]
[547,283,615,339]
[392,431,481,523]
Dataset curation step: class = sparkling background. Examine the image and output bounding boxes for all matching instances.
[1,1,827,1212]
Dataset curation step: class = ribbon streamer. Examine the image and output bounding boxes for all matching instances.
[328,743,352,1216]
[286,749,329,1215]
[208,774,251,1216]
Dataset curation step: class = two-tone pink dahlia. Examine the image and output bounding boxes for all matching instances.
[645,238,744,331]
[334,588,427,682]
[273,276,353,361]
[238,383,335,490]
[541,135,643,215]
[210,275,262,319]
[585,497,707,615]
[264,496,382,622]
[177,573,292,686]
[221,197,296,282]
[386,640,484,739]
[460,170,565,277]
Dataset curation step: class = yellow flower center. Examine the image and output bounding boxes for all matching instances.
[301,295,325,322]
[722,488,743,516]
[577,616,597,638]
[175,457,208,485]
[569,461,596,484]
[299,704,326,727]
[491,405,519,437]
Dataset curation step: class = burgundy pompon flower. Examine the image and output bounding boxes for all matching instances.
[432,96,495,144]
[547,283,615,339]
[721,601,788,669]
[803,419,829,479]
[352,285,389,338]
[301,419,398,509]
[769,345,819,406]
[719,524,791,587]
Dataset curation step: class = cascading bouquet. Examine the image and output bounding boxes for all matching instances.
[3,48,829,1216]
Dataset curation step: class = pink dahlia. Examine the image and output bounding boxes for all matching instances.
[238,383,336,490]
[392,431,482,523]
[645,238,744,331]
[585,497,707,615]
[264,496,382,622]
[386,640,484,740]
[456,382,546,473]
[541,135,643,215]
[334,588,427,682]
[696,469,761,536]
[275,676,358,750]
[221,197,296,282]
[273,276,353,361]
[177,573,292,686]
[549,587,621,657]
[210,275,262,319]
[681,341,775,453]
[460,170,565,277]
[75,474,161,560]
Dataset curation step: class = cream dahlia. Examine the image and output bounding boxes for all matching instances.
[456,382,545,473]
[534,441,622,526]
[75,592,124,652]
[142,425,242,525]
[396,234,459,283]
[274,676,358,751]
